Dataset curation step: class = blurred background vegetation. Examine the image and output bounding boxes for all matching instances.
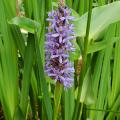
[0,0,120,120]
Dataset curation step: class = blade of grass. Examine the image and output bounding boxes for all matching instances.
[66,0,72,8]
[92,23,116,120]
[109,22,120,107]
[64,87,75,120]
[0,0,19,119]
[78,0,85,16]
[23,0,33,18]
[73,0,93,119]
[34,32,53,120]
[20,33,35,115]
[106,94,120,120]
[72,0,79,11]
[54,82,63,120]
[88,37,120,53]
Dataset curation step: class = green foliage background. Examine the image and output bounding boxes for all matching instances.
[0,0,120,120]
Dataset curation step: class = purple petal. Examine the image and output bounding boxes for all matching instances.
[59,36,62,43]
[68,16,75,20]
[59,56,62,63]
[48,73,56,77]
[63,36,76,43]
[60,17,65,21]
[51,55,59,58]
[51,33,59,37]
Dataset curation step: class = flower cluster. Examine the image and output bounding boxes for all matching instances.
[45,6,76,88]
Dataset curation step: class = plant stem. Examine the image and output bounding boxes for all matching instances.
[54,82,63,120]
[79,103,84,120]
[73,0,93,120]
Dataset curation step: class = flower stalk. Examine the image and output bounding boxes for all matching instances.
[54,82,63,120]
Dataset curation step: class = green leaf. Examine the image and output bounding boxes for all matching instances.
[34,33,53,120]
[14,106,25,120]
[54,82,63,120]
[109,22,120,107]
[71,9,80,18]
[0,0,19,119]
[20,33,35,115]
[66,0,72,8]
[73,1,120,41]
[9,17,41,33]
[69,40,81,61]
[92,23,116,120]
[80,68,95,105]
[23,0,33,18]
[88,37,120,53]
[106,94,120,120]
[64,87,75,120]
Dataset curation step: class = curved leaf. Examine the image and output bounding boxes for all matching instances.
[9,17,41,33]
[73,1,120,41]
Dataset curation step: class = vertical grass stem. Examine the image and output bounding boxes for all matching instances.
[73,0,93,120]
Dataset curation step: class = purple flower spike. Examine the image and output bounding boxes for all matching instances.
[45,5,76,88]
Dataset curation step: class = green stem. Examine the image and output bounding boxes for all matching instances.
[86,107,120,114]
[73,0,93,120]
[73,0,79,11]
[54,82,63,120]
[79,103,84,120]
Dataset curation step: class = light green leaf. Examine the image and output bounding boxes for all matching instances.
[88,37,120,53]
[71,9,80,18]
[0,0,19,119]
[69,40,81,61]
[80,68,95,105]
[52,2,58,8]
[64,87,75,120]
[73,1,120,41]
[9,17,41,33]
[109,22,120,108]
